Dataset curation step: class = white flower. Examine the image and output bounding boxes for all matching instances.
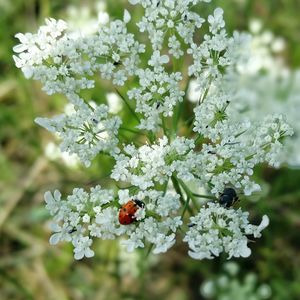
[148,50,169,68]
[36,102,121,166]
[117,189,182,253]
[107,92,123,114]
[73,236,95,260]
[15,0,292,261]
[128,68,184,130]
[184,202,269,260]
[118,243,140,277]
[129,0,207,51]
[111,136,194,189]
[49,223,72,245]
[44,190,61,215]
[44,186,118,259]
[152,233,176,254]
[13,17,145,96]
[44,142,79,168]
[123,9,131,23]
[187,79,202,103]
[98,11,109,25]
[249,19,263,34]
[208,8,225,34]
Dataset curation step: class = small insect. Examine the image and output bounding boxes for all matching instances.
[207,150,216,155]
[183,13,189,21]
[219,188,239,208]
[68,227,77,234]
[118,200,145,225]
[91,118,98,124]
[224,141,240,146]
[113,60,121,66]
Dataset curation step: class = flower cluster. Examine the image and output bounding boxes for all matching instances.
[228,71,300,167]
[223,21,300,167]
[201,262,272,299]
[184,202,269,260]
[35,100,121,167]
[118,189,182,253]
[14,0,293,260]
[45,186,116,259]
[192,90,293,194]
[112,136,195,189]
[13,14,145,99]
[129,0,207,53]
[128,65,184,130]
[45,185,182,258]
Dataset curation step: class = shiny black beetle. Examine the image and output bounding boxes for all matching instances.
[219,188,239,208]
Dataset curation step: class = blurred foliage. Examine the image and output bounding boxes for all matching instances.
[0,0,300,299]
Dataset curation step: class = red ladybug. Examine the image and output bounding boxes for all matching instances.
[118,200,145,225]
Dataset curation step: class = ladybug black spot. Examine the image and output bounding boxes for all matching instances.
[134,200,145,208]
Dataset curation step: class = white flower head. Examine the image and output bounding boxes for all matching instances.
[36,102,121,166]
[184,202,269,260]
[14,0,292,261]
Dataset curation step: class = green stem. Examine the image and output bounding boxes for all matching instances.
[173,77,190,137]
[138,248,148,300]
[171,176,193,215]
[148,131,156,144]
[119,127,142,135]
[177,178,200,211]
[161,116,170,139]
[184,115,195,126]
[146,210,161,220]
[162,178,169,196]
[194,134,205,144]
[145,243,154,259]
[181,196,191,219]
[197,76,214,107]
[115,89,140,123]
[192,193,217,200]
